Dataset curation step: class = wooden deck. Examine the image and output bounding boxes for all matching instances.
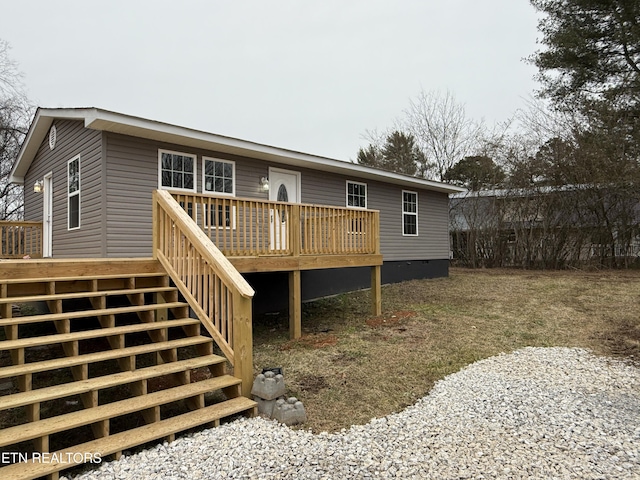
[165,191,383,337]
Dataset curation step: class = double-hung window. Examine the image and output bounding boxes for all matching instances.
[346,181,367,209]
[402,190,418,236]
[68,156,80,230]
[203,158,236,229]
[159,150,196,191]
[203,158,235,196]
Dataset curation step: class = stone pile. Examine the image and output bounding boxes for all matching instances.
[62,347,640,480]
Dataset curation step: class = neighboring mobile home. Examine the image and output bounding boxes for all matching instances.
[10,107,464,309]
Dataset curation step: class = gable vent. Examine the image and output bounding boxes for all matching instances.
[49,125,57,150]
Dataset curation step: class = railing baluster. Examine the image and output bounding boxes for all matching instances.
[162,190,379,258]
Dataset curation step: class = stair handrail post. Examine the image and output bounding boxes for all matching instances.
[232,293,253,397]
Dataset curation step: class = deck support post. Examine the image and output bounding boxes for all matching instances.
[288,270,302,339]
[371,265,382,316]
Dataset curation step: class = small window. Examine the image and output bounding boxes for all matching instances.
[159,150,196,191]
[68,156,80,230]
[346,181,367,209]
[203,158,235,196]
[204,204,236,229]
[402,190,418,236]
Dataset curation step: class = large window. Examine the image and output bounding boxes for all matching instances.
[68,156,80,230]
[159,150,196,191]
[203,158,235,196]
[402,190,418,236]
[346,181,367,208]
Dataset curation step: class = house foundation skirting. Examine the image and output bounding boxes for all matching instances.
[245,259,449,315]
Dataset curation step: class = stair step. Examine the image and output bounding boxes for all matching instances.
[0,355,226,411]
[0,271,168,285]
[0,396,257,480]
[0,335,213,380]
[0,286,178,305]
[0,375,242,447]
[0,317,200,351]
[0,302,189,327]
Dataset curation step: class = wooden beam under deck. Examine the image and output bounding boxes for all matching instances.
[228,254,383,273]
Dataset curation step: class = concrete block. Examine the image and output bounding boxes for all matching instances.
[253,396,279,417]
[272,397,307,426]
[251,371,286,400]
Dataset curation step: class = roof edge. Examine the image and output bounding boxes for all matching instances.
[10,107,465,194]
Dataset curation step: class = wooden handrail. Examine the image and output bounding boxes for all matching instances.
[0,221,43,259]
[152,190,254,396]
[170,191,380,257]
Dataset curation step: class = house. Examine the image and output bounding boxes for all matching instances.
[450,187,640,268]
[9,107,463,306]
[0,107,463,477]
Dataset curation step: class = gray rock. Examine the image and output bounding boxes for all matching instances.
[60,347,640,480]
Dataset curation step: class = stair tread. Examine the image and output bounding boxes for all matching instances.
[0,317,201,351]
[0,375,242,447]
[0,286,178,305]
[0,271,168,285]
[0,396,257,479]
[0,355,227,411]
[0,301,189,327]
[0,336,213,379]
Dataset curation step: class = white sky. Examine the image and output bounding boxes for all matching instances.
[1,0,541,161]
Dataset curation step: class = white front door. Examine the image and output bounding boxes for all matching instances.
[42,172,53,257]
[269,168,301,251]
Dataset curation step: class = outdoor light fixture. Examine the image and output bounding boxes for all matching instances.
[33,180,44,193]
[260,176,270,191]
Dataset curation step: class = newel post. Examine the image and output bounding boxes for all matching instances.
[232,294,254,397]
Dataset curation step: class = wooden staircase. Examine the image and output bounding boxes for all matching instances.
[0,259,257,480]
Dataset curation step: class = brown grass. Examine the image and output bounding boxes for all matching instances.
[252,267,640,433]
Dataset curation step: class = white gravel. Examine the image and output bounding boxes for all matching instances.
[63,347,640,479]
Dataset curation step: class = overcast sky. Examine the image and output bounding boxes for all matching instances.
[1,0,541,161]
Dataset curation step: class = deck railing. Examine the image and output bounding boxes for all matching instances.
[152,190,254,396]
[0,221,43,259]
[170,192,380,257]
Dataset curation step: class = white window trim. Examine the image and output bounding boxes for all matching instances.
[158,149,197,192]
[346,180,368,209]
[67,156,81,231]
[402,190,418,237]
[202,157,236,197]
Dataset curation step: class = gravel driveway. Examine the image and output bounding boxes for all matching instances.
[63,347,640,479]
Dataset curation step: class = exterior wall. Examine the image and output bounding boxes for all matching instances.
[100,131,450,261]
[24,120,104,257]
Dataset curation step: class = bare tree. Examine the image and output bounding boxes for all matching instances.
[0,39,32,220]
[399,89,483,181]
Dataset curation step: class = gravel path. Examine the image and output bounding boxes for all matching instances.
[63,347,640,479]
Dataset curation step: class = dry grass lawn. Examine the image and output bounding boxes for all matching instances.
[252,268,640,433]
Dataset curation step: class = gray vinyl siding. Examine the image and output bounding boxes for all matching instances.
[23,120,104,257]
[101,132,450,260]
[104,134,158,257]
